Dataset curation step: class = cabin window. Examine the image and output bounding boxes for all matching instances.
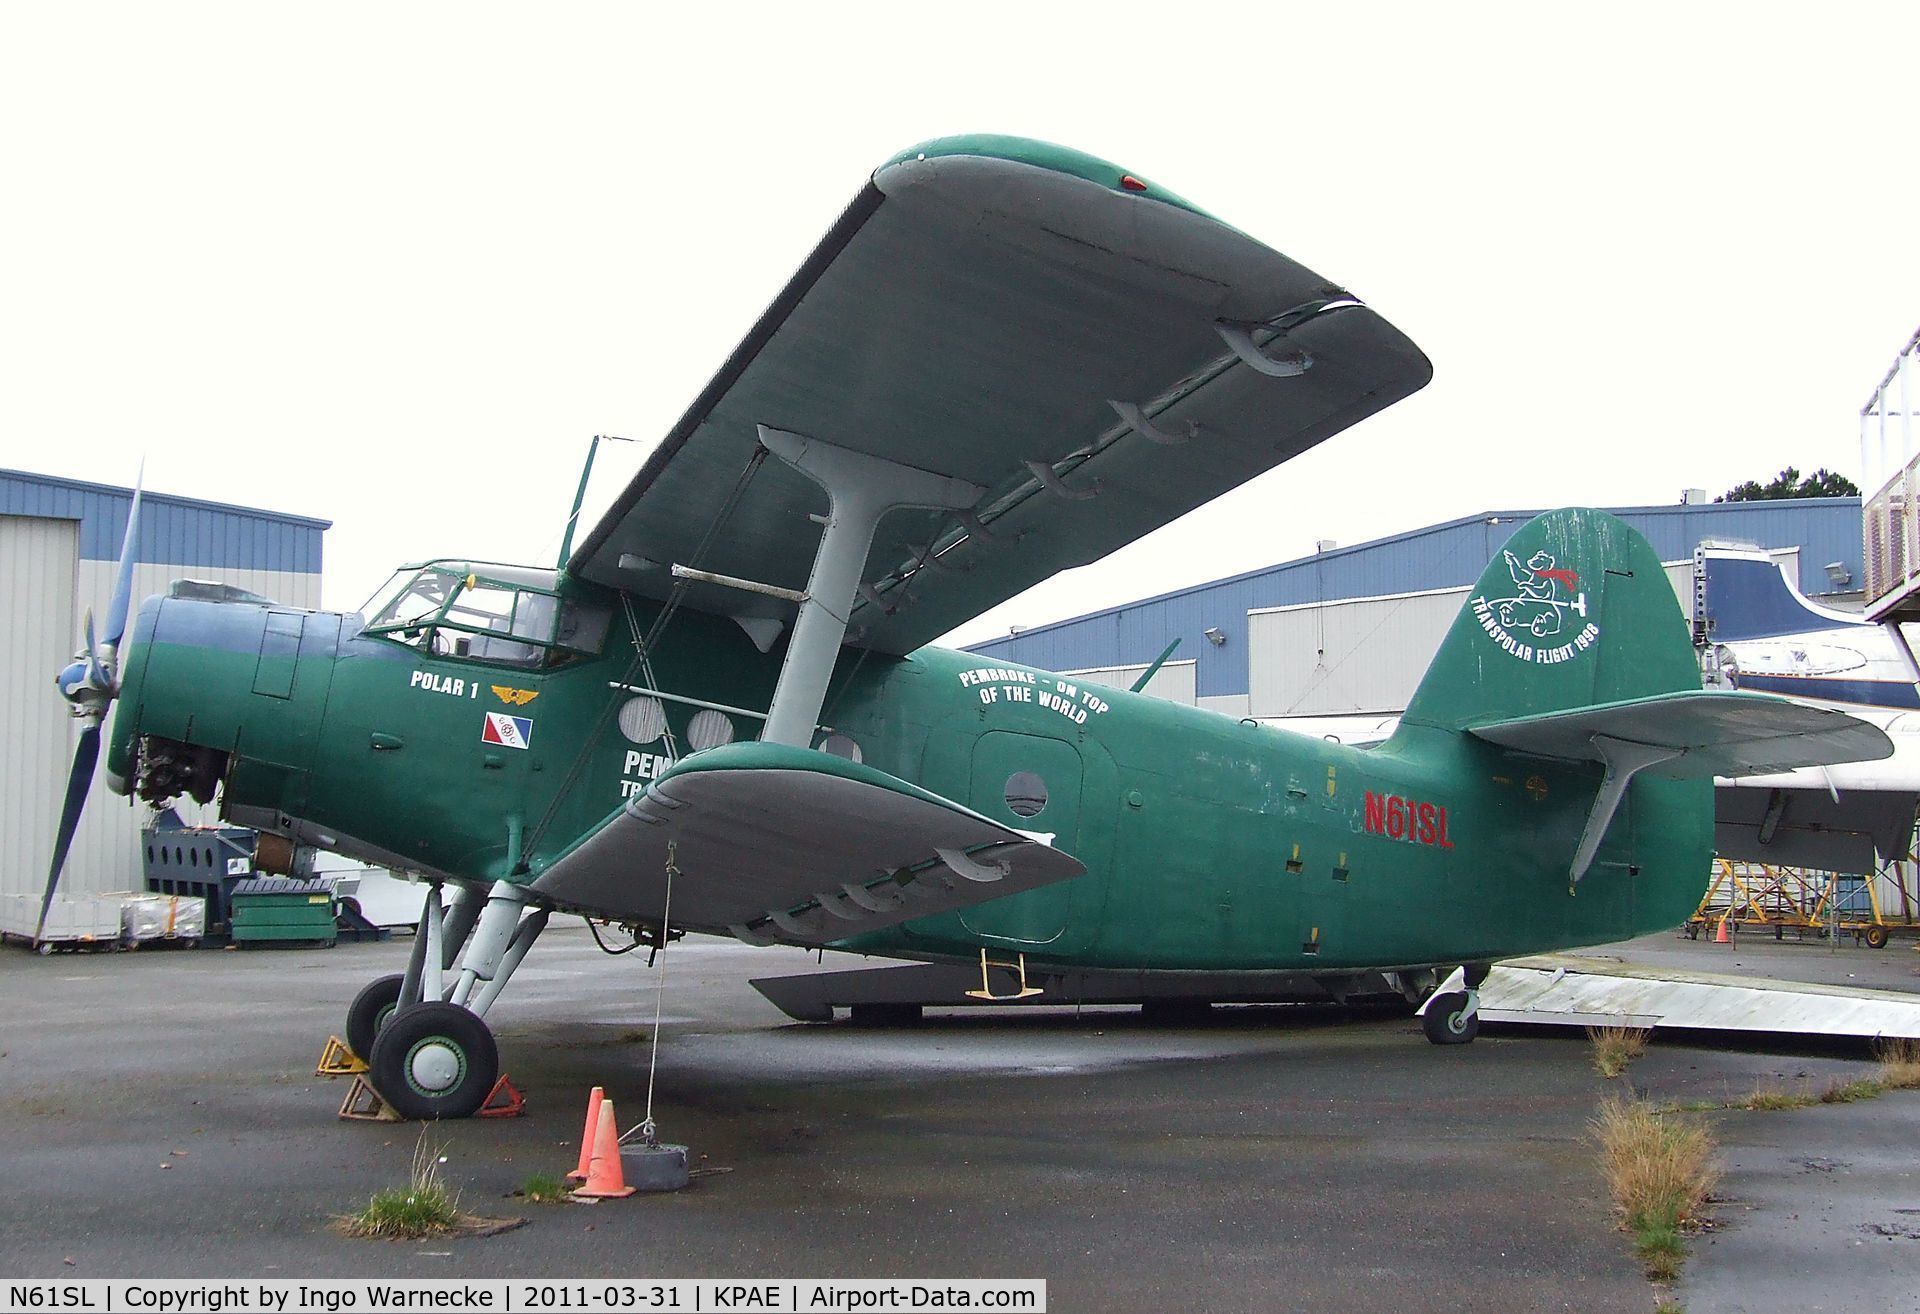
[618,696,668,744]
[687,709,735,751]
[818,733,862,764]
[1004,771,1048,818]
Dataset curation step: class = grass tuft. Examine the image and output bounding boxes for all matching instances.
[1819,1077,1885,1104]
[343,1134,461,1239]
[1591,1094,1718,1282]
[1741,1086,1817,1112]
[516,1171,572,1204]
[1587,1025,1652,1079]
[1878,1037,1920,1090]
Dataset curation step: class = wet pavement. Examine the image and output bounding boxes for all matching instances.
[0,926,1912,1311]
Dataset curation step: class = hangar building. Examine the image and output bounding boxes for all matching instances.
[1,469,328,907]
[967,498,1863,718]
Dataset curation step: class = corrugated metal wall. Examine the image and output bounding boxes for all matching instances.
[1246,560,1699,718]
[970,500,1858,699]
[1,470,327,574]
[2,472,328,911]
[1,516,80,913]
[1060,659,1197,705]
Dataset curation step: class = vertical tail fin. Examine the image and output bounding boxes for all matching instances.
[1402,508,1699,731]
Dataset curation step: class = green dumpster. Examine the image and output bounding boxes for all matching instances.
[229,878,337,948]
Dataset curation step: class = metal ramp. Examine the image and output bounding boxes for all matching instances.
[1482,957,1920,1039]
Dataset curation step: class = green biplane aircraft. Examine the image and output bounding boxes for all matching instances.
[46,136,1892,1118]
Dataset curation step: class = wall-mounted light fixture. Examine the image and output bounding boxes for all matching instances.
[1203,626,1226,646]
[1825,561,1853,588]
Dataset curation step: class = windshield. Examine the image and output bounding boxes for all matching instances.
[360,567,605,668]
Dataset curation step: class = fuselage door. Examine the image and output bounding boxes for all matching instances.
[959,731,1083,945]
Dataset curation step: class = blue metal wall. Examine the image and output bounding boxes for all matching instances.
[969,499,1863,699]
[0,469,330,572]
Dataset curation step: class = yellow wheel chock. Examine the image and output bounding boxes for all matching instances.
[315,1034,368,1077]
[338,1075,402,1122]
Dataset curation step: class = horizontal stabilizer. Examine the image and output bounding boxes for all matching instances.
[530,743,1084,945]
[1467,690,1893,779]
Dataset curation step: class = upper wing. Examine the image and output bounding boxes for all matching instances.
[528,742,1084,945]
[570,135,1431,654]
[1466,690,1895,777]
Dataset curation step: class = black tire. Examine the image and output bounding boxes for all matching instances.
[848,1002,922,1026]
[1422,991,1479,1045]
[346,973,406,1063]
[366,1001,498,1120]
[1866,925,1891,950]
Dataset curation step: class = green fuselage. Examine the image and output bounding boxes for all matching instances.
[109,566,1707,977]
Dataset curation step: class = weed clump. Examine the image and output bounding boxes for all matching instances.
[1587,1025,1652,1078]
[1741,1086,1817,1112]
[1591,1095,1719,1282]
[1878,1037,1920,1090]
[516,1171,572,1204]
[343,1135,461,1239]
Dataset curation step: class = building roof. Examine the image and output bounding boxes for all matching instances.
[1,467,330,573]
[967,499,1863,699]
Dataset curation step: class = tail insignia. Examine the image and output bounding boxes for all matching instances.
[1475,549,1599,660]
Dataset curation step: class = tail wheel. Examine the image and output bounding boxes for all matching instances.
[346,973,406,1063]
[367,1001,498,1120]
[1422,991,1479,1045]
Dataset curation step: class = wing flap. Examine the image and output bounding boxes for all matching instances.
[528,743,1084,945]
[1466,691,1894,778]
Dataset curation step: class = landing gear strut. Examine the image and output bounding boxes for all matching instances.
[349,880,549,1119]
[1416,963,1489,1046]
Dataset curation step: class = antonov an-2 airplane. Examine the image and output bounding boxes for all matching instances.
[45,135,1893,1118]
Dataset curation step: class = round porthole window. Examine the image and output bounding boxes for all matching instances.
[618,695,667,744]
[687,709,735,751]
[818,733,863,763]
[1004,771,1048,818]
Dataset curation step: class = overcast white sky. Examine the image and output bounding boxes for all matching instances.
[6,5,1919,646]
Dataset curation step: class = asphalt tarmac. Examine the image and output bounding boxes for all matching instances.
[0,927,1913,1312]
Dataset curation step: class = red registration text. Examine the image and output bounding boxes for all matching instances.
[1364,791,1454,848]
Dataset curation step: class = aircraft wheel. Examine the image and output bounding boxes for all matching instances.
[346,973,406,1062]
[1422,991,1479,1045]
[848,1003,922,1026]
[1866,925,1891,950]
[367,1001,498,1120]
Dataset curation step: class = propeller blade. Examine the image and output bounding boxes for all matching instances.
[102,467,143,650]
[82,608,105,691]
[35,723,101,946]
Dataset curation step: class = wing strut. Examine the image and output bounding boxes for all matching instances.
[755,425,982,746]
[1568,736,1682,891]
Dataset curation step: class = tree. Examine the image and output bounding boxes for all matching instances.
[1715,467,1861,502]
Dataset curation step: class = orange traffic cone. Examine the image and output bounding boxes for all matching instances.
[1715,916,1730,943]
[571,1098,636,1199]
[566,1086,605,1181]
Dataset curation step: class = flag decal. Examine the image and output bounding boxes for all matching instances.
[482,712,533,750]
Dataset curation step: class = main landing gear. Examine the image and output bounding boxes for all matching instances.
[348,880,549,1119]
[1411,963,1490,1046]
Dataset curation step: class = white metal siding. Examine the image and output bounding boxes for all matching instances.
[3,536,324,904]
[1248,564,1693,719]
[1,516,79,904]
[1060,659,1197,705]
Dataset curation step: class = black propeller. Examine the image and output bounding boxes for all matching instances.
[40,474,144,946]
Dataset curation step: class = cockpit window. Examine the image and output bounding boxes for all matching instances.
[361,566,608,668]
[365,569,461,634]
